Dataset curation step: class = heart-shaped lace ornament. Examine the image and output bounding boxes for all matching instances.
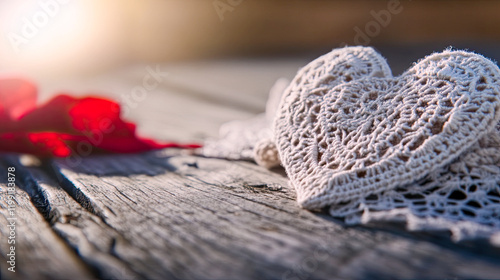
[275,50,500,209]
[253,46,392,168]
[204,46,393,167]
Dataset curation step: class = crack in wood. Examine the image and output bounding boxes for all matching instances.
[43,160,106,221]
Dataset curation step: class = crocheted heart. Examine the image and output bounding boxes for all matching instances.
[203,46,392,167]
[253,46,392,168]
[275,50,500,209]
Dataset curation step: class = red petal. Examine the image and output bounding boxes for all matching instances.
[0,78,37,120]
[28,132,72,157]
[0,82,201,157]
[0,132,71,157]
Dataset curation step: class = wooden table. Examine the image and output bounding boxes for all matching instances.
[2,53,500,280]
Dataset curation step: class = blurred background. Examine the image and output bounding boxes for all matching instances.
[1,0,499,79]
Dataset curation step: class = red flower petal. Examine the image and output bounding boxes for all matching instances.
[0,78,37,120]
[28,132,72,157]
[0,79,201,157]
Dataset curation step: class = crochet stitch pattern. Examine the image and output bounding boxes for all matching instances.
[203,46,393,167]
[274,48,500,210]
[253,46,393,168]
[330,126,500,241]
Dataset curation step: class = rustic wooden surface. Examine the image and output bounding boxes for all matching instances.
[2,54,500,279]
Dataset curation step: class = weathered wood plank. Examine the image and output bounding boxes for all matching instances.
[33,151,500,279]
[4,156,142,280]
[0,156,92,280]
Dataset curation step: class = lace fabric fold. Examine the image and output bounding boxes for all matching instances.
[202,77,289,163]
[330,129,500,242]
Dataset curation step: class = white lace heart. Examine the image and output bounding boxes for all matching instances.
[275,50,500,209]
[204,46,393,167]
[253,46,393,168]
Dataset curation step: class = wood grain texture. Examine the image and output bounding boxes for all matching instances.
[35,152,500,279]
[0,157,92,280]
[5,156,141,280]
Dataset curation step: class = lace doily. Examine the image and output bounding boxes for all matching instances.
[204,46,500,242]
[276,47,500,242]
[330,127,500,242]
